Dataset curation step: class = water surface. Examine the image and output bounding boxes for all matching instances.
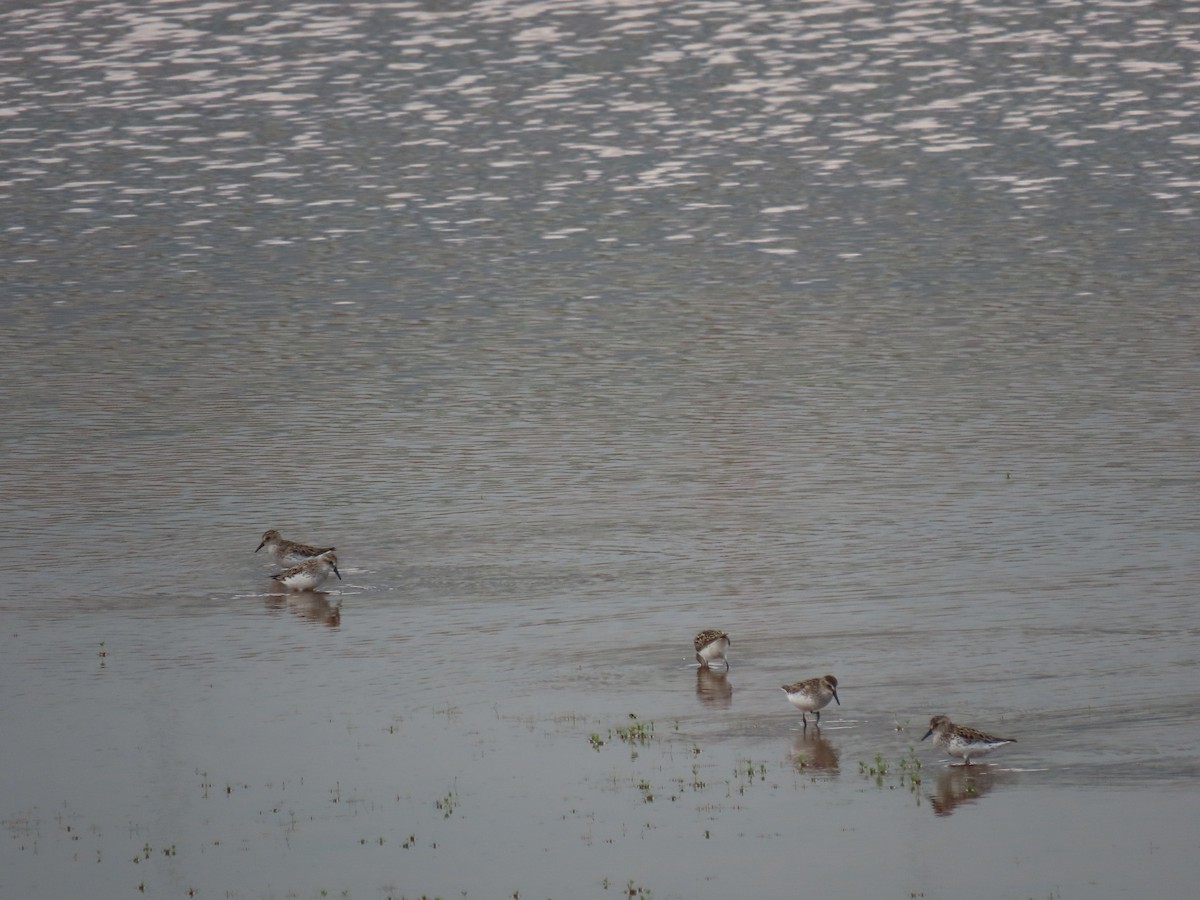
[2,1,1198,898]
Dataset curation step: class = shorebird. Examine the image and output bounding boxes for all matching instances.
[781,675,840,727]
[921,715,1017,765]
[271,552,341,592]
[255,529,335,566]
[693,629,731,669]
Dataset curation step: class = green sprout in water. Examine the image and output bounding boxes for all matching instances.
[859,748,923,797]
[613,720,654,746]
[436,787,458,818]
[637,779,654,803]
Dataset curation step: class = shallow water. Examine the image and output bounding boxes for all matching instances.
[3,1,1199,898]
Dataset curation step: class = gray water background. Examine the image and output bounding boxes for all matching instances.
[2,1,1198,898]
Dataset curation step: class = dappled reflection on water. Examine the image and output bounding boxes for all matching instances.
[694,668,733,707]
[790,731,840,774]
[265,593,342,629]
[288,594,340,628]
[929,766,1015,818]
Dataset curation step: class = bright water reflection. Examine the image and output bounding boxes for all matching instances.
[2,1,1199,898]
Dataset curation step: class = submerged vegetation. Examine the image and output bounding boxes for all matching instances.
[435,784,459,819]
[859,748,923,799]
[599,876,654,898]
[585,713,787,812]
[10,706,939,898]
[589,714,655,753]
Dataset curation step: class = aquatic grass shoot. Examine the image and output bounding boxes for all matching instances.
[859,748,923,797]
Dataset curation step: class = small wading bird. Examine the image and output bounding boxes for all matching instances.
[781,675,840,728]
[272,552,341,592]
[255,529,335,566]
[921,714,1017,766]
[693,629,731,670]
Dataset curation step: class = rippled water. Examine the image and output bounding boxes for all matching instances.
[3,1,1199,898]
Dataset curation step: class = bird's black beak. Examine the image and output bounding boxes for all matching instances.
[832,689,841,706]
[255,541,266,552]
[332,565,342,580]
[921,728,933,741]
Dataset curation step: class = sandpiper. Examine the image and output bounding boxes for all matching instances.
[271,552,341,592]
[781,675,840,727]
[693,629,731,669]
[256,529,335,566]
[921,715,1017,766]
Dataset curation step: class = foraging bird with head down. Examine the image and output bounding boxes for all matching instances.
[693,629,731,670]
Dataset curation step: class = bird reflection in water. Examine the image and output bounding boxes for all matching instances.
[790,730,839,774]
[695,667,732,707]
[264,591,341,627]
[929,766,1011,817]
[288,592,341,627]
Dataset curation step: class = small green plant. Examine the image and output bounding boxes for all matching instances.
[726,758,769,796]
[613,719,654,745]
[637,779,654,803]
[859,753,889,784]
[590,715,656,753]
[860,749,923,795]
[897,747,923,790]
[735,759,767,780]
[436,787,458,818]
